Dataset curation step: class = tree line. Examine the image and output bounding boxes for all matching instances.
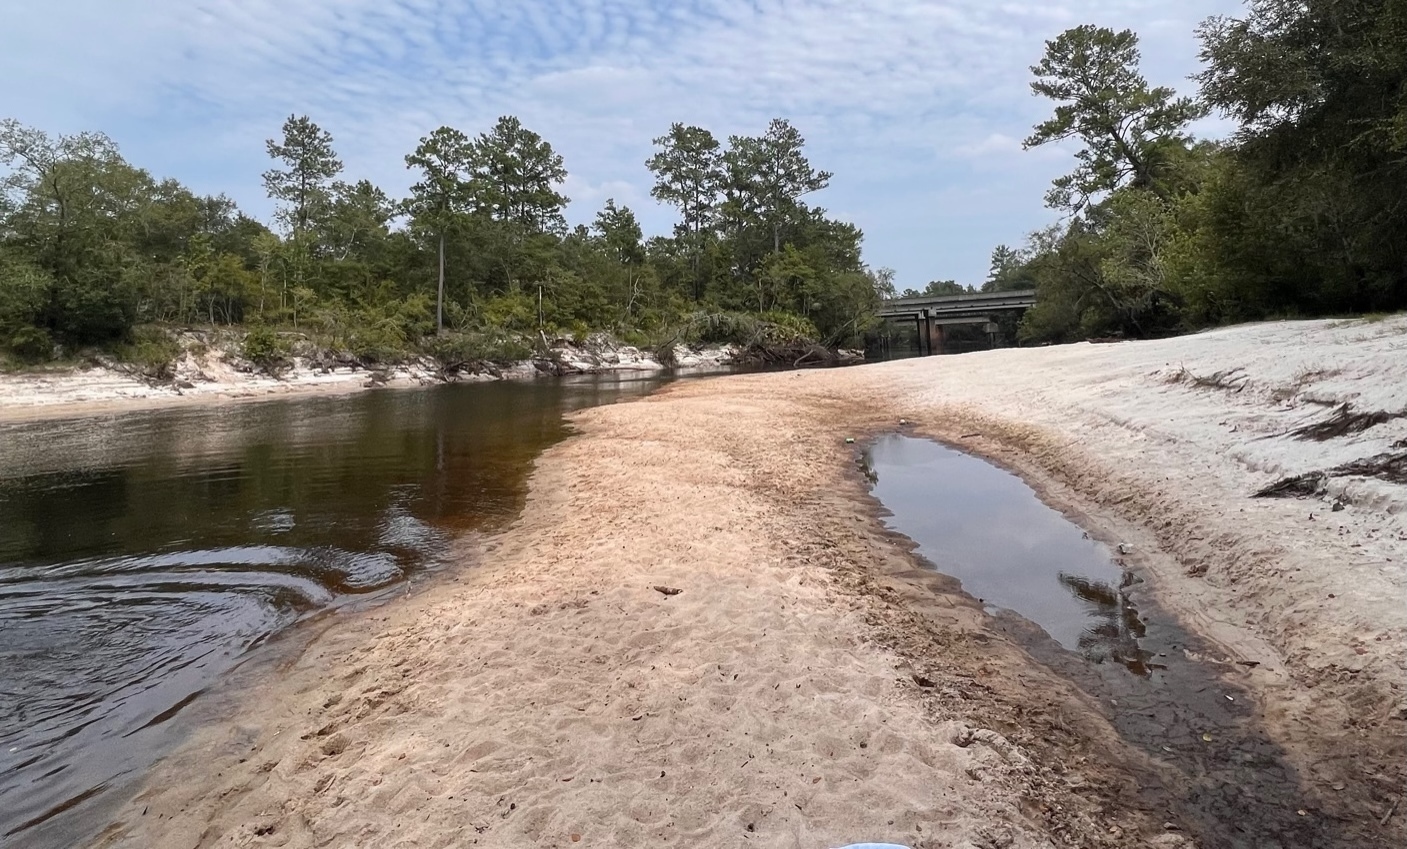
[982,1,1406,342]
[4,0,1401,368]
[0,112,887,366]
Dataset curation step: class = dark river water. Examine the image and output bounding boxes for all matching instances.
[0,374,672,847]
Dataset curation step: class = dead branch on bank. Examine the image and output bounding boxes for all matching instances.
[1166,365,1249,393]
[1288,403,1406,442]
[1253,451,1407,498]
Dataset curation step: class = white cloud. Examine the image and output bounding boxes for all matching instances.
[953,133,1023,159]
[1,0,1245,288]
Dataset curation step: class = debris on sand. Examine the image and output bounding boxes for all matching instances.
[1254,452,1407,498]
[1288,403,1406,442]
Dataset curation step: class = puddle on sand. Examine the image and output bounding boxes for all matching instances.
[863,434,1148,671]
[864,435,1358,849]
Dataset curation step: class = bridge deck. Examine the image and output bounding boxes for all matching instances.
[878,289,1036,320]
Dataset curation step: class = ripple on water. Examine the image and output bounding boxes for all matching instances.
[0,375,671,847]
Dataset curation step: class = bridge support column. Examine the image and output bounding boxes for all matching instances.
[919,310,944,356]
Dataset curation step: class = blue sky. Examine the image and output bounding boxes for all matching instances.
[2,0,1242,289]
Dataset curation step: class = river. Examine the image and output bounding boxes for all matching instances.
[0,374,674,847]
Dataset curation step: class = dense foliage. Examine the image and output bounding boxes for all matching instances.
[3,1,1403,365]
[1004,3,1407,343]
[0,113,887,365]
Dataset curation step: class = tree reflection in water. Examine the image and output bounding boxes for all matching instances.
[1057,571,1153,676]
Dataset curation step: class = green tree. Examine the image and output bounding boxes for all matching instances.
[1,113,883,363]
[405,126,474,332]
[0,121,167,343]
[925,280,972,296]
[1195,0,1407,312]
[899,280,972,297]
[982,245,1034,292]
[723,119,832,256]
[468,116,568,234]
[1,120,121,273]
[0,248,52,358]
[1025,25,1207,210]
[324,179,393,263]
[592,199,647,319]
[646,124,723,299]
[263,115,343,238]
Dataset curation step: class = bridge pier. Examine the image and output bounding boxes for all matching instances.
[914,309,947,355]
[931,320,946,355]
[911,310,948,355]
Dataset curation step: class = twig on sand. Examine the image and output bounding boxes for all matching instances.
[652,585,682,597]
[1168,364,1250,393]
[1381,797,1399,827]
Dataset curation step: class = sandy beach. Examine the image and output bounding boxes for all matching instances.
[60,316,1407,847]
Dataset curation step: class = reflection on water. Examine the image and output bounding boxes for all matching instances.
[0,374,668,847]
[863,435,1151,673]
[863,436,1355,848]
[1057,572,1149,675]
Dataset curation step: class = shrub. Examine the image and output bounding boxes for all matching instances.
[7,326,52,362]
[114,326,180,380]
[346,318,408,364]
[242,324,288,372]
[480,292,537,332]
[426,331,534,369]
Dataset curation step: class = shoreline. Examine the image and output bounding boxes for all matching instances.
[90,370,1172,849]
[70,317,1407,846]
[0,348,736,425]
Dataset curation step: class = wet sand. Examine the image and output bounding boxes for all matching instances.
[88,317,1405,847]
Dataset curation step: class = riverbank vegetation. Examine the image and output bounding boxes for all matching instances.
[0,114,887,370]
[988,2,1407,343]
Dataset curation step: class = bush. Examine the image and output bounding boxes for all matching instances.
[242,324,288,372]
[114,326,180,380]
[346,319,408,364]
[480,292,537,332]
[653,310,824,366]
[756,311,820,345]
[6,326,52,362]
[426,331,534,369]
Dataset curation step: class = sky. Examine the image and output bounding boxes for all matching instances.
[2,0,1244,289]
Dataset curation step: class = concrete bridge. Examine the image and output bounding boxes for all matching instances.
[878,289,1036,355]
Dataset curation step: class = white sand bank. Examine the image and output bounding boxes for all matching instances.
[828,316,1406,807]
